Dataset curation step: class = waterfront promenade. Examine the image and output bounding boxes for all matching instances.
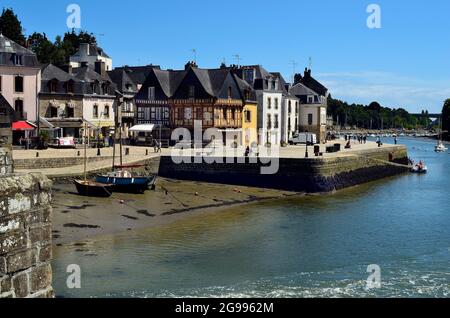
[14,140,403,178]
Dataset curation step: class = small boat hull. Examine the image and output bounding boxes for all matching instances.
[410,166,428,174]
[95,175,157,194]
[74,180,114,197]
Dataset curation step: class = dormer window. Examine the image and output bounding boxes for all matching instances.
[66,81,74,93]
[308,96,313,104]
[14,54,23,66]
[91,82,98,94]
[49,80,57,93]
[228,87,232,99]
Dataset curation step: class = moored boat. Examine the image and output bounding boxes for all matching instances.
[410,161,428,174]
[74,180,114,197]
[96,165,157,194]
[435,141,447,153]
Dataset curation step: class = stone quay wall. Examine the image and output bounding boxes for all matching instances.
[14,156,115,170]
[158,146,409,193]
[0,173,53,298]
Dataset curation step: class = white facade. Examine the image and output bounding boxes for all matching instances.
[257,91,283,145]
[70,43,113,71]
[281,97,300,144]
[82,96,116,136]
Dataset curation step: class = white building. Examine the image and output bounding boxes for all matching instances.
[238,65,283,145]
[290,68,329,143]
[70,43,113,71]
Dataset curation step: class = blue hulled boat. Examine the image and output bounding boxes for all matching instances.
[96,165,157,194]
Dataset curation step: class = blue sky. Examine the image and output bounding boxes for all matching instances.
[2,0,450,112]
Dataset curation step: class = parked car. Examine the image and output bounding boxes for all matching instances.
[289,133,317,145]
[49,137,76,149]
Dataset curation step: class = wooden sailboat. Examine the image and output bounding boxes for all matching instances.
[435,116,448,152]
[95,93,157,194]
[74,124,114,197]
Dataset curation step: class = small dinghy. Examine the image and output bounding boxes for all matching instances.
[410,161,428,174]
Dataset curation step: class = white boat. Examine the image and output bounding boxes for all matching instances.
[435,141,448,153]
[434,116,447,153]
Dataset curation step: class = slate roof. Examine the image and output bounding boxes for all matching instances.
[114,65,160,85]
[289,82,318,96]
[135,64,257,103]
[0,33,39,67]
[107,68,138,93]
[299,69,328,97]
[72,43,111,59]
[41,64,81,82]
[72,65,114,84]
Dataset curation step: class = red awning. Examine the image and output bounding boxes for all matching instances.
[12,121,36,131]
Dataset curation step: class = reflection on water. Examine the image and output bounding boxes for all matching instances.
[53,137,450,298]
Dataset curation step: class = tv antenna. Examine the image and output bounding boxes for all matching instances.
[192,49,197,63]
[233,54,242,67]
[289,60,298,83]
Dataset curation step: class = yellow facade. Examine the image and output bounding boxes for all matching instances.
[242,102,258,146]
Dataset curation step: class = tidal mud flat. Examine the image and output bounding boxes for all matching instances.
[51,178,300,246]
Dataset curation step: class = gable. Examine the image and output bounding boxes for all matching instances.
[172,68,213,100]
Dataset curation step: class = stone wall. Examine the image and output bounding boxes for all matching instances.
[158,146,409,193]
[14,155,115,170]
[0,173,53,298]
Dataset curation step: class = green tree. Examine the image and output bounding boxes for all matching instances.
[27,32,54,64]
[442,99,450,140]
[0,8,26,45]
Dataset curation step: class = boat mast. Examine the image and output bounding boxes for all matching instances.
[84,123,87,183]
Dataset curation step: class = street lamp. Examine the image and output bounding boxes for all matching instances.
[305,133,309,158]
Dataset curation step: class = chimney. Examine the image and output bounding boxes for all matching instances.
[294,73,302,85]
[184,61,198,70]
[304,68,311,78]
[95,60,106,77]
[79,43,89,56]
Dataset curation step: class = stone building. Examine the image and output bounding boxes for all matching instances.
[39,64,84,138]
[0,93,15,175]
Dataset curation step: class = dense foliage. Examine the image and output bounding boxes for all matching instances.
[0,8,26,45]
[1,7,96,68]
[327,96,431,130]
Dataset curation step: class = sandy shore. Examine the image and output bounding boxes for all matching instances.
[52,178,300,246]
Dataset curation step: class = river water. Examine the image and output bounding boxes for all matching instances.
[52,137,450,298]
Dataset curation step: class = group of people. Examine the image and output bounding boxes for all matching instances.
[344,134,368,144]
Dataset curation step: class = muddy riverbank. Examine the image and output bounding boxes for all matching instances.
[51,178,300,246]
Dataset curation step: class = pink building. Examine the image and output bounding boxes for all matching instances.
[0,33,41,128]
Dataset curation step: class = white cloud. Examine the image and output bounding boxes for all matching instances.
[316,71,450,113]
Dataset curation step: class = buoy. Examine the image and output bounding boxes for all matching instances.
[119,200,125,204]
[195,192,199,196]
